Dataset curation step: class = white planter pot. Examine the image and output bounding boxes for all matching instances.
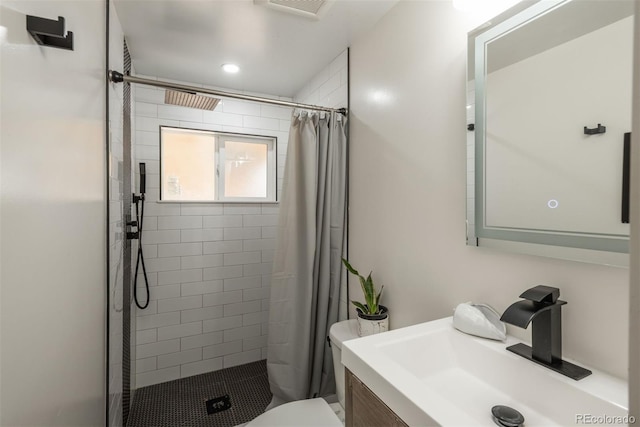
[356,305,389,337]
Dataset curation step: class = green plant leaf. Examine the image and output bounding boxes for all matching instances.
[351,300,369,314]
[342,258,360,277]
[376,285,384,305]
[373,285,384,314]
[364,273,375,309]
[344,259,381,316]
[358,275,368,305]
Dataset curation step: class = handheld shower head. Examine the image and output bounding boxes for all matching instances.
[133,162,150,309]
[139,162,146,194]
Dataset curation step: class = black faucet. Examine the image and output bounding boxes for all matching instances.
[501,285,591,381]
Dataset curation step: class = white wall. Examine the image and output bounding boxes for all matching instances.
[349,0,629,379]
[0,1,106,425]
[132,78,292,388]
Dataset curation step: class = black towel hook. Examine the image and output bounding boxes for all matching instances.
[26,15,74,51]
[584,124,606,135]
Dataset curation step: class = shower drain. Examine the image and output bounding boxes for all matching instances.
[206,394,232,415]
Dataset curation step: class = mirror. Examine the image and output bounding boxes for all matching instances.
[467,0,635,266]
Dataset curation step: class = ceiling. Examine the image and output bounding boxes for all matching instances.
[114,0,398,98]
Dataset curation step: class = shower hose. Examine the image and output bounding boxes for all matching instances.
[133,194,150,309]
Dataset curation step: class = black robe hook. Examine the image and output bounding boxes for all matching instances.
[26,15,73,51]
[584,124,606,135]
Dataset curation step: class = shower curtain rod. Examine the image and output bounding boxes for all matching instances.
[108,71,347,115]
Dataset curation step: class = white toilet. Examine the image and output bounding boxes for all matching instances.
[246,319,359,427]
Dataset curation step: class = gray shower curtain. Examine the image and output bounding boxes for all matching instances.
[266,111,347,404]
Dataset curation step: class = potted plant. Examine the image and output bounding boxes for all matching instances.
[342,258,389,337]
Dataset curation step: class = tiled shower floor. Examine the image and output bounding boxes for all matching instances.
[126,360,271,427]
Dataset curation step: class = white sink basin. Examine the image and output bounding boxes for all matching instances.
[341,317,628,426]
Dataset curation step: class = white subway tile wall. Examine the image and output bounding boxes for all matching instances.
[132,77,292,387]
[132,48,348,387]
[294,49,348,110]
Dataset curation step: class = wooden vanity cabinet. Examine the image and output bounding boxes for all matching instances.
[345,368,409,427]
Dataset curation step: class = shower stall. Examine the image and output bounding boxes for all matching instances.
[106,16,350,424]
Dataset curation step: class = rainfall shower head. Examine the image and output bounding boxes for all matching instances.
[164,89,220,111]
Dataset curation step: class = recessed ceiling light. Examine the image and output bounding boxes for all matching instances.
[222,63,240,74]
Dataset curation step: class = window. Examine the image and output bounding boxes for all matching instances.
[160,126,276,202]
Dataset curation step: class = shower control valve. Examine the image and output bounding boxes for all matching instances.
[125,214,139,240]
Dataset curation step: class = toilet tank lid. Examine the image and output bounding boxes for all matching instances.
[329,319,359,349]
